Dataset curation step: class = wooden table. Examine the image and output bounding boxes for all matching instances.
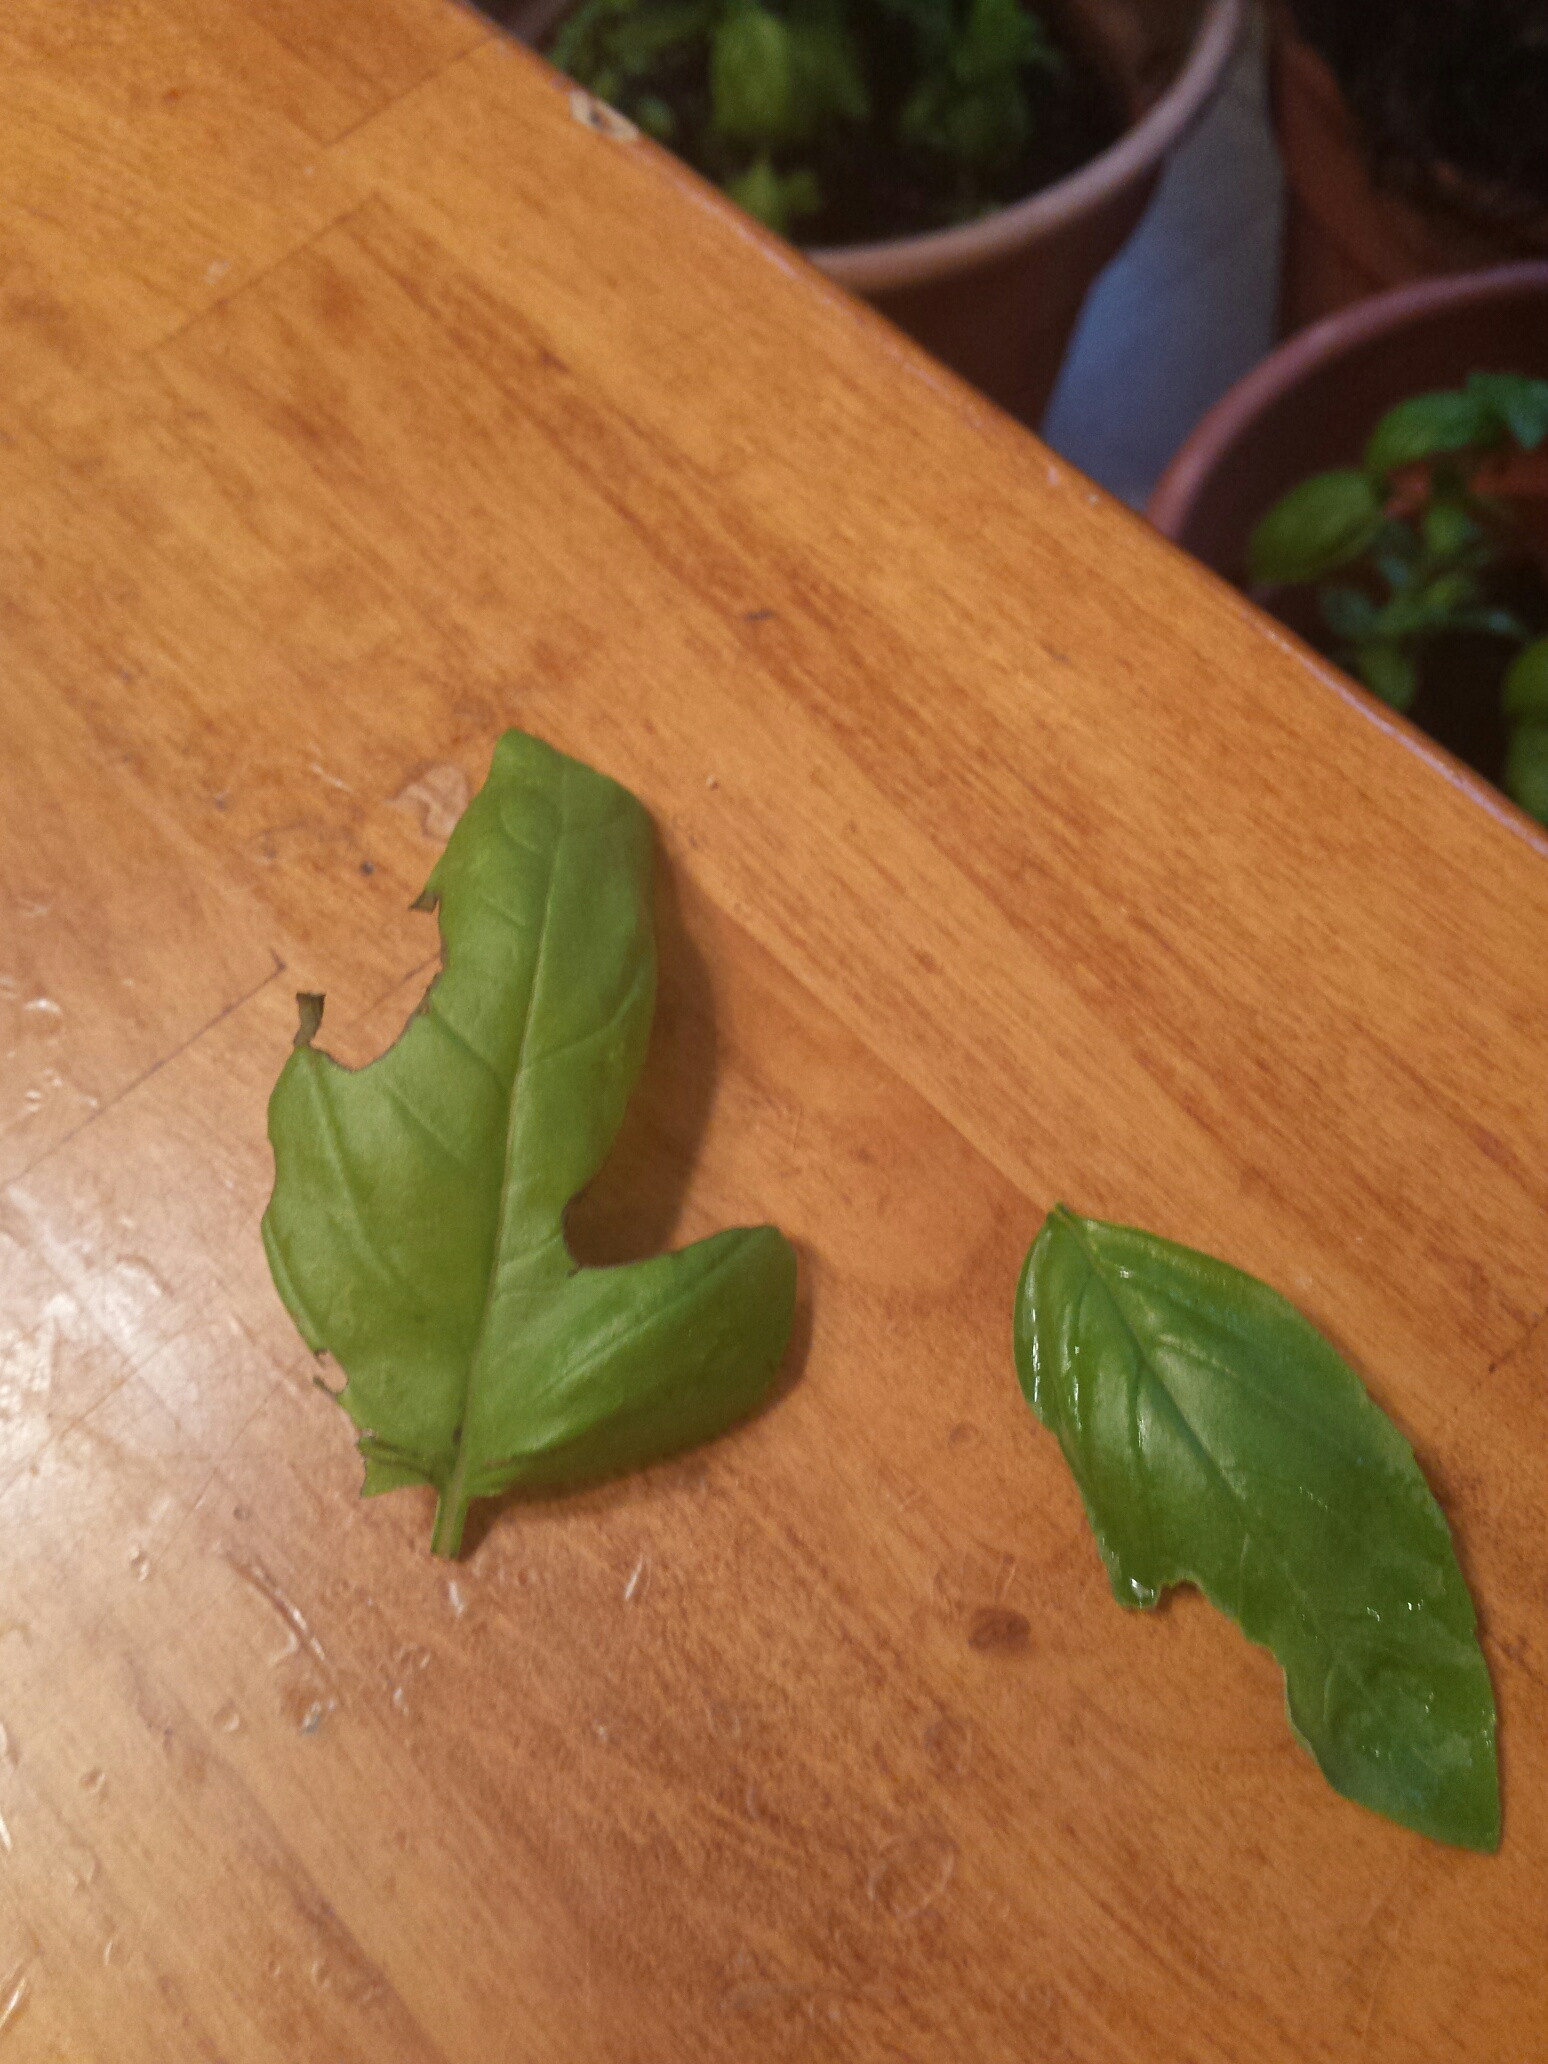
[4,4,1547,2057]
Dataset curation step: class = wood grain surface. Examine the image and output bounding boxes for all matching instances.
[3,4,1547,2058]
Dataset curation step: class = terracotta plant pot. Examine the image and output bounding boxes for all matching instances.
[514,0,1243,425]
[1146,263,1548,579]
[1270,10,1548,335]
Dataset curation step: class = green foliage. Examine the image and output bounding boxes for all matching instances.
[1502,638,1548,819]
[545,0,1065,236]
[262,731,797,1558]
[1360,375,1548,474]
[1350,637,1418,712]
[1015,1206,1499,1850]
[712,7,801,143]
[1362,388,1500,476]
[1466,372,1548,452]
[1502,634,1548,720]
[1250,372,1548,817]
[550,0,718,107]
[709,1,867,152]
[723,154,823,230]
[1248,470,1384,585]
[898,0,1062,173]
[1504,717,1548,822]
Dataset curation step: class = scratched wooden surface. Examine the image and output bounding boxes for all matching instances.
[3,2,1547,2058]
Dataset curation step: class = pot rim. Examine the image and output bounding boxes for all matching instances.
[812,0,1244,292]
[1147,259,1548,538]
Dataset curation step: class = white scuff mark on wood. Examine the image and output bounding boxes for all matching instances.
[393,765,471,842]
[0,1967,30,2035]
[569,90,638,142]
[220,1549,330,1672]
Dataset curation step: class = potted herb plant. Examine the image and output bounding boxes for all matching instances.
[1147,263,1548,829]
[506,0,1243,422]
[1271,0,1548,333]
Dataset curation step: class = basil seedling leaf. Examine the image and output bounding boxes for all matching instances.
[724,155,823,233]
[263,731,797,1558]
[1363,389,1499,476]
[712,6,801,144]
[1014,1206,1499,1850]
[1248,470,1384,585]
[1420,498,1481,560]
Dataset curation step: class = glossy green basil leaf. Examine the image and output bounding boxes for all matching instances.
[1248,470,1384,586]
[263,731,797,1557]
[1015,1206,1499,1850]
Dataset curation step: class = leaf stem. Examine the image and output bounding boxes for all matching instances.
[430,1483,469,1560]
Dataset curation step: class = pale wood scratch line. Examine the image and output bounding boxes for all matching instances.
[6,954,288,1190]
[144,200,385,358]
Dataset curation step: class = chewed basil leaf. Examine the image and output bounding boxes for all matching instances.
[263,730,797,1558]
[1014,1205,1499,1850]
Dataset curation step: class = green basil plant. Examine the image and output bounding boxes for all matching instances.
[1249,370,1548,826]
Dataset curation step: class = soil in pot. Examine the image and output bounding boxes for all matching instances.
[535,0,1126,246]
[1283,0,1548,235]
[1273,1,1548,327]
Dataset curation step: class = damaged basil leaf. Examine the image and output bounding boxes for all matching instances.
[263,730,797,1558]
[1015,1205,1498,1850]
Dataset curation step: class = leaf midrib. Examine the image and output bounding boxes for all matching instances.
[1057,1213,1413,1720]
[432,801,568,1549]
